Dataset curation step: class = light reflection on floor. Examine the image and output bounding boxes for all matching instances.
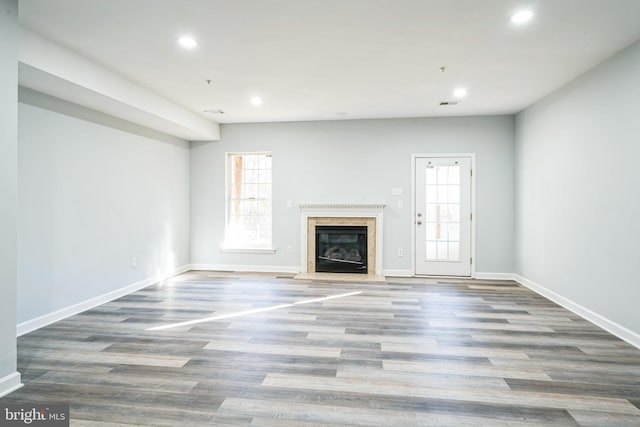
[146,290,362,331]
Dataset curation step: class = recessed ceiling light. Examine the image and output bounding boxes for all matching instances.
[250,96,263,106]
[178,36,198,49]
[510,10,533,24]
[453,88,467,98]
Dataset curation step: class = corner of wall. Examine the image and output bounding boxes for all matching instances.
[0,0,19,394]
[514,274,640,350]
[0,372,22,398]
[17,264,191,337]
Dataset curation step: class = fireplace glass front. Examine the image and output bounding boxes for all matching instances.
[315,225,368,274]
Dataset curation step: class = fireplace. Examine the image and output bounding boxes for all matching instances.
[316,226,368,274]
[299,204,385,277]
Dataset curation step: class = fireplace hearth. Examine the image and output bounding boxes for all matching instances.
[315,226,368,274]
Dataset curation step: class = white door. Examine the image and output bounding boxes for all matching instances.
[414,156,473,276]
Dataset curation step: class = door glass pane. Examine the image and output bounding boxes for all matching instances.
[447,204,460,222]
[426,241,437,259]
[426,167,437,183]
[448,242,460,260]
[447,185,459,203]
[437,186,448,203]
[436,242,448,260]
[437,166,449,184]
[425,164,461,261]
[448,166,460,184]
[426,185,437,203]
[426,204,438,219]
[426,223,438,240]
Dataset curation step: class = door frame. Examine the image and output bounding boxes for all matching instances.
[411,153,476,278]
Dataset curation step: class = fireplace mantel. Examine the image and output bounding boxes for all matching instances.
[299,203,385,210]
[300,203,385,276]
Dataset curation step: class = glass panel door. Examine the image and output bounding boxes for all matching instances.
[415,156,472,276]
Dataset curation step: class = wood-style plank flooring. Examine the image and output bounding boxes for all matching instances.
[2,271,640,426]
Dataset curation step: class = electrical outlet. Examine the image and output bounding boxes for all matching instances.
[397,200,404,209]
[131,257,137,268]
[287,200,293,208]
[287,246,293,254]
[397,249,404,257]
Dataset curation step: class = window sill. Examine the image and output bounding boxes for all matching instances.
[221,247,277,254]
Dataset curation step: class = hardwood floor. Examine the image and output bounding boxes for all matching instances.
[2,271,640,426]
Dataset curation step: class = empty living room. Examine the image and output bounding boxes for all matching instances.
[2,0,640,425]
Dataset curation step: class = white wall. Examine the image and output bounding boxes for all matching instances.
[0,0,20,396]
[17,89,191,325]
[191,116,515,274]
[515,39,640,339]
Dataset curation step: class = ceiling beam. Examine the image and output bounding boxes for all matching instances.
[18,28,219,141]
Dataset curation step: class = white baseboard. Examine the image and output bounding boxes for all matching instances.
[189,264,300,274]
[383,271,518,280]
[514,274,640,350]
[0,372,22,398]
[383,269,413,277]
[188,264,300,274]
[474,272,517,281]
[17,264,191,337]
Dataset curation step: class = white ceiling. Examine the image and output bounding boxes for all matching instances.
[19,0,640,124]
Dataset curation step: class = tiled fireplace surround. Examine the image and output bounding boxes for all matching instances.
[299,204,385,276]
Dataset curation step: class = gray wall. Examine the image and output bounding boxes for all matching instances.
[0,0,18,389]
[17,90,191,324]
[191,116,515,274]
[515,39,640,335]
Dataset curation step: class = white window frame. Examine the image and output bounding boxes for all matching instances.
[223,151,275,253]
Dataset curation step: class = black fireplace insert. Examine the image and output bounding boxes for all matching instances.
[315,225,367,274]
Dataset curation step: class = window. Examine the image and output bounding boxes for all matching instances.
[225,152,272,250]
